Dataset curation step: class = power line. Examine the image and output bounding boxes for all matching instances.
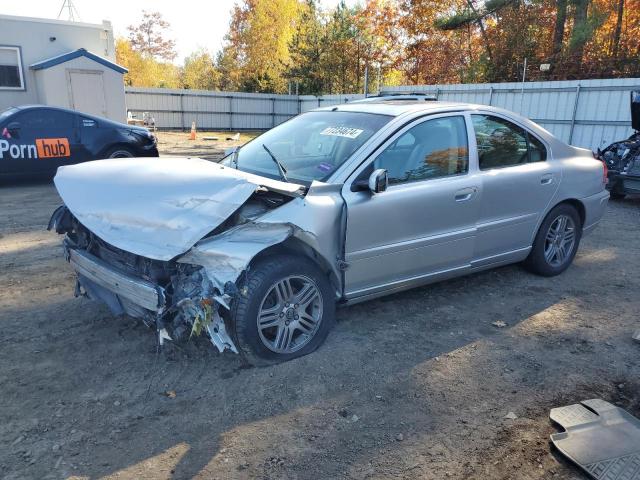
[57,0,81,22]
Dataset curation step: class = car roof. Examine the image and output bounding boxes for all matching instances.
[349,94,438,104]
[313,100,561,145]
[314,100,476,117]
[6,104,133,128]
[13,104,78,114]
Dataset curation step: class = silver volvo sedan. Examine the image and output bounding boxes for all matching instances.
[49,101,610,365]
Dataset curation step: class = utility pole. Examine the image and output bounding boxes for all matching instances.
[519,57,527,114]
[57,0,80,21]
[363,65,369,97]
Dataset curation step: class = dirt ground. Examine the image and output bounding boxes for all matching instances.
[156,131,258,160]
[1,142,639,479]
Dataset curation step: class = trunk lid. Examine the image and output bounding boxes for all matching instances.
[54,157,304,261]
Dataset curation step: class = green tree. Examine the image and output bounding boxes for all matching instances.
[286,0,327,94]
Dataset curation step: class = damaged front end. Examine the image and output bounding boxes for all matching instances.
[49,205,239,352]
[48,157,345,355]
[597,91,640,196]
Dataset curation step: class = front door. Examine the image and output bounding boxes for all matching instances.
[469,113,560,264]
[342,113,481,299]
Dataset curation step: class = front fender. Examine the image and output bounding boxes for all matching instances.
[178,182,346,302]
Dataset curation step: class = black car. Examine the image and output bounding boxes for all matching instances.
[597,91,640,199]
[0,105,158,178]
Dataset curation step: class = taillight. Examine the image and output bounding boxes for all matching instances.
[592,151,608,184]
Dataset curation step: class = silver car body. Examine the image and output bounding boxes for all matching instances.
[51,101,609,352]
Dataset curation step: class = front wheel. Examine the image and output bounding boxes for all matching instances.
[231,255,335,366]
[105,146,135,158]
[524,204,582,277]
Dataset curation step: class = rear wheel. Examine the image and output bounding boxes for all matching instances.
[609,190,626,200]
[231,255,335,366]
[524,204,582,276]
[105,146,135,158]
[609,180,626,200]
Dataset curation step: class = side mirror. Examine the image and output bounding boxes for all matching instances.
[368,168,388,193]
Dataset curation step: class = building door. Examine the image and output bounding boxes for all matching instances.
[67,70,107,118]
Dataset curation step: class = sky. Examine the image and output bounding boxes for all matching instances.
[2,0,357,63]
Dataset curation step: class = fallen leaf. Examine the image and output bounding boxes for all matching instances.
[164,390,177,398]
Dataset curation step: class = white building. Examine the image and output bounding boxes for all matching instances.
[0,14,127,122]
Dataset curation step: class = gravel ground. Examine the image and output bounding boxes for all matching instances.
[156,131,258,160]
[1,145,639,479]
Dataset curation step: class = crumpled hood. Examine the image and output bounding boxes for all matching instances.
[54,157,304,261]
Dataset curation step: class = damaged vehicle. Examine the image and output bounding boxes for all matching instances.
[49,101,609,365]
[597,91,640,199]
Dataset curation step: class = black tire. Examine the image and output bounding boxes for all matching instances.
[104,146,135,159]
[230,255,335,366]
[609,190,626,200]
[523,203,582,277]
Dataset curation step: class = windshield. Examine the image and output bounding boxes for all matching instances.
[223,111,392,184]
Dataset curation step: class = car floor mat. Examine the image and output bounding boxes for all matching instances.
[550,399,640,479]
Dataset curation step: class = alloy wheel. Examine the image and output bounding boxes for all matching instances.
[544,214,576,268]
[257,275,323,354]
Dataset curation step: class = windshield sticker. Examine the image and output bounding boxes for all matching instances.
[320,126,364,139]
[317,162,334,173]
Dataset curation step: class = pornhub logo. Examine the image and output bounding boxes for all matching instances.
[0,138,70,159]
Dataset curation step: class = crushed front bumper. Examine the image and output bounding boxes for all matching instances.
[63,243,238,353]
[68,247,166,313]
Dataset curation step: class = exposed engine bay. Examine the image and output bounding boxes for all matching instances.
[596,91,640,197]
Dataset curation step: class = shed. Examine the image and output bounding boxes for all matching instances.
[0,14,126,122]
[30,48,127,122]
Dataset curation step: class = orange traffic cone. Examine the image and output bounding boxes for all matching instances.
[189,121,197,140]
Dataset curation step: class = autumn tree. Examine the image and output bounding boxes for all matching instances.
[119,0,640,93]
[182,49,221,90]
[218,0,302,93]
[116,37,181,88]
[128,11,177,61]
[286,0,327,94]
[355,0,405,90]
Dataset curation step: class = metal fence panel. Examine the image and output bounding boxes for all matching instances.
[381,78,640,149]
[126,78,639,149]
[125,87,302,131]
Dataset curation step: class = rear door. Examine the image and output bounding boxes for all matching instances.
[470,113,559,265]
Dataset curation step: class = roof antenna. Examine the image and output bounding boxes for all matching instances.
[57,0,81,21]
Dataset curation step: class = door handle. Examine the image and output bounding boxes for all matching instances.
[540,174,554,185]
[454,187,477,202]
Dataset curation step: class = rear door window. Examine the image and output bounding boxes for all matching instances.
[471,114,547,169]
[15,110,75,130]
